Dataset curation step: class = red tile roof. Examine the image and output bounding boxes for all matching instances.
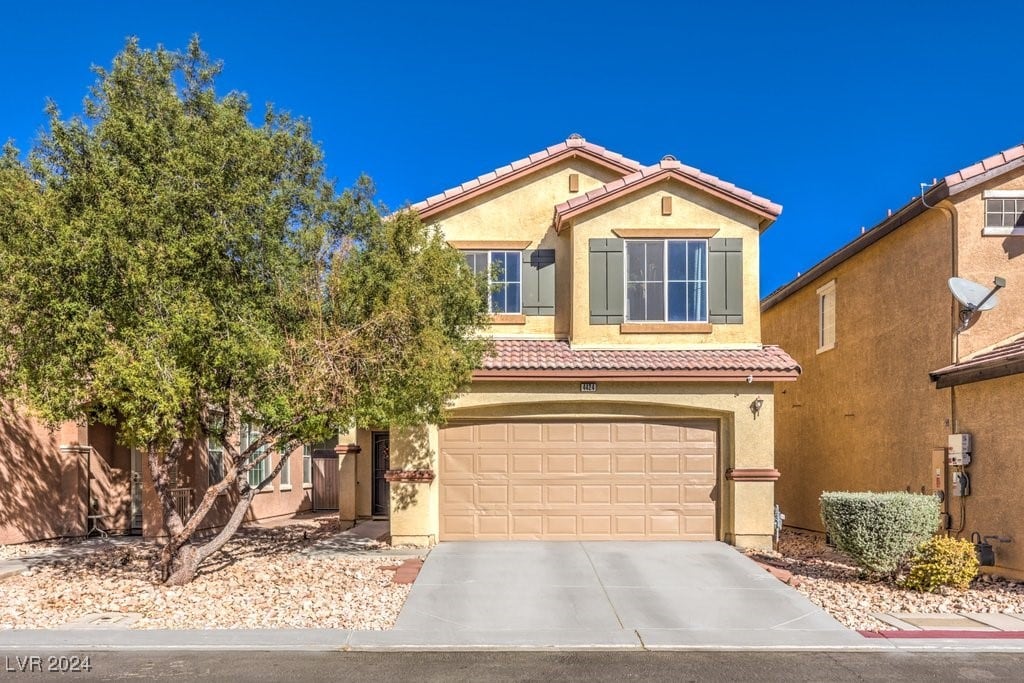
[553,158,782,231]
[476,339,800,381]
[930,333,1024,387]
[411,135,642,220]
[945,143,1024,192]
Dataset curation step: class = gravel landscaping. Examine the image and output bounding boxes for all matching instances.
[749,528,1024,631]
[0,520,412,630]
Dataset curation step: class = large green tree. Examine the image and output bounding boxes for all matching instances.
[0,37,489,584]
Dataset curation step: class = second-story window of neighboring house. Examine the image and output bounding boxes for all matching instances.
[625,240,707,322]
[983,192,1024,235]
[465,251,521,314]
[817,280,836,352]
[240,422,268,489]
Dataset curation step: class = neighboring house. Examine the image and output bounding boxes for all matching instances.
[0,405,336,543]
[344,135,799,548]
[762,142,1024,577]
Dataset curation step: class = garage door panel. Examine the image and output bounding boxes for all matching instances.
[580,453,611,473]
[614,453,645,474]
[439,420,718,541]
[614,485,646,504]
[510,423,543,442]
[545,453,577,473]
[545,423,578,441]
[580,423,613,442]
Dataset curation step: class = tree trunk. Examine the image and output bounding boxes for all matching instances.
[164,488,258,585]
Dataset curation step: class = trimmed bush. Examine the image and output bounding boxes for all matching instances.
[903,536,979,592]
[819,492,939,575]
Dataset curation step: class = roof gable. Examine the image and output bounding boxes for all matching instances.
[412,135,641,221]
[552,158,782,232]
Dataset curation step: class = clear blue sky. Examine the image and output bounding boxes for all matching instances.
[5,1,1022,295]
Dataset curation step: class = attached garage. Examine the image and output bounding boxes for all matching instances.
[438,419,718,541]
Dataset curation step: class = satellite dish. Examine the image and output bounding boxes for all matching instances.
[948,276,1006,332]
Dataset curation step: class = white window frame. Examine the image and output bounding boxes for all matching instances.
[302,444,313,489]
[817,280,837,353]
[464,250,522,314]
[624,239,708,323]
[278,445,292,490]
[240,423,269,490]
[982,190,1024,236]
[207,434,225,487]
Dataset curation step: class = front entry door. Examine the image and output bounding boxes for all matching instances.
[372,432,390,518]
[130,448,143,532]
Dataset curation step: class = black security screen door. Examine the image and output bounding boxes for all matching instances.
[372,432,390,517]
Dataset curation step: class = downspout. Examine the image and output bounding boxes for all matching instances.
[922,186,959,530]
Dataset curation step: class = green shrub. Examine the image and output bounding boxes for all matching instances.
[902,536,979,592]
[819,492,939,575]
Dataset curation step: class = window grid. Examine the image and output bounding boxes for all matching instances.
[625,239,707,323]
[985,198,1024,229]
[464,250,521,314]
[240,423,268,489]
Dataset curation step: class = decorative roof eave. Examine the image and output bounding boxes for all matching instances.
[929,334,1024,389]
[412,138,642,221]
[472,368,800,382]
[553,164,782,233]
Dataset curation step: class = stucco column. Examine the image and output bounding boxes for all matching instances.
[387,424,439,546]
[724,388,777,550]
[335,443,359,529]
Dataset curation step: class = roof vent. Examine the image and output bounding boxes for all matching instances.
[567,133,584,140]
[661,154,678,162]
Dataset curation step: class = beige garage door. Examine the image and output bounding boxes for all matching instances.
[439,420,718,541]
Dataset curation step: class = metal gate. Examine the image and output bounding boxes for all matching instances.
[312,451,339,511]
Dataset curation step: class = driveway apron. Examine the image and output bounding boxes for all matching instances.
[369,541,868,648]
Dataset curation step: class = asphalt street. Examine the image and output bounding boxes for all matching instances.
[3,651,1023,682]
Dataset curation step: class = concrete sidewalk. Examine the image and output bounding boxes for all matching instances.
[4,628,1024,652]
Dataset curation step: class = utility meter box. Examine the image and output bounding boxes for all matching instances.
[948,433,972,466]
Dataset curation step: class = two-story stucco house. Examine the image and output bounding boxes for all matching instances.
[762,141,1024,577]
[339,135,799,549]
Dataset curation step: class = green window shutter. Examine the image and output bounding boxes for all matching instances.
[589,238,624,325]
[708,238,743,324]
[522,249,556,316]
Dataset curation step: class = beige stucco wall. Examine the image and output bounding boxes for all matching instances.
[570,179,764,347]
[951,166,1024,358]
[950,373,1024,578]
[386,380,778,548]
[423,157,624,339]
[762,206,954,532]
[0,403,86,544]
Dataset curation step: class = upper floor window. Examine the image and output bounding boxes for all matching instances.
[817,280,836,353]
[625,239,707,322]
[983,191,1024,235]
[465,250,521,314]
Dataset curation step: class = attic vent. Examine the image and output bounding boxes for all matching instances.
[568,133,584,140]
[661,154,678,161]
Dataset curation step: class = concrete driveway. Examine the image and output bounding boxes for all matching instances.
[385,541,866,648]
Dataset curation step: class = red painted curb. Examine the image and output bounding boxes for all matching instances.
[859,630,1024,639]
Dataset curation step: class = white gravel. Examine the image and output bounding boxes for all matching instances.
[0,523,411,630]
[748,528,1024,631]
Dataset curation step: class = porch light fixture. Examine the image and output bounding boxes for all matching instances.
[750,397,764,418]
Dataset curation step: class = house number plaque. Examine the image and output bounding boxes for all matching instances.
[580,382,598,393]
